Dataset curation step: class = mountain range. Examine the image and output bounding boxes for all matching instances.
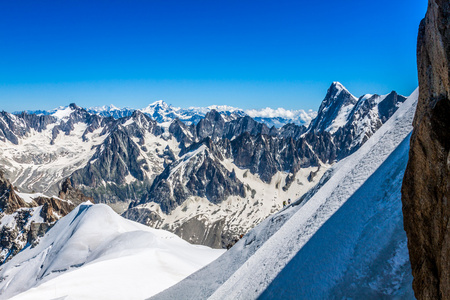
[18,100,317,128]
[0,85,418,299]
[0,0,445,296]
[0,82,407,250]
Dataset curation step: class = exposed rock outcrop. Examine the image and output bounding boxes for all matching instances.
[0,171,30,214]
[58,178,94,205]
[0,174,87,264]
[402,1,450,299]
[35,196,76,223]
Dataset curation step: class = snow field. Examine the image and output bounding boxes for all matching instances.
[0,203,224,300]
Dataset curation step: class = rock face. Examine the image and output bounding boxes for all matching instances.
[58,177,93,205]
[0,171,30,214]
[401,1,450,299]
[0,174,89,264]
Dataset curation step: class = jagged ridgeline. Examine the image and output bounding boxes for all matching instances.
[0,82,406,248]
[0,171,91,264]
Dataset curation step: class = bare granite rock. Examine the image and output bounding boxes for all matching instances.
[401,1,450,298]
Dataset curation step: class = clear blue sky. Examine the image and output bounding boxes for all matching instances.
[0,0,427,112]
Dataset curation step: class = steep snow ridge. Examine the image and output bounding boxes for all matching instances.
[208,88,418,299]
[153,88,418,299]
[259,130,413,299]
[0,203,224,300]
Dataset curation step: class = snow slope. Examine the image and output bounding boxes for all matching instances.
[0,203,224,300]
[259,134,413,299]
[152,88,418,299]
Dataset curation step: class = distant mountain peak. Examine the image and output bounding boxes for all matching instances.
[309,82,358,133]
[331,81,345,89]
[144,100,171,110]
[327,82,354,99]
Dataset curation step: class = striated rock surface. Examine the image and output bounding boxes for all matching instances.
[401,0,450,299]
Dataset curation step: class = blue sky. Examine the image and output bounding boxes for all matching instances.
[0,0,427,112]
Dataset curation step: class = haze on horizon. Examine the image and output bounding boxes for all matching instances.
[0,0,426,113]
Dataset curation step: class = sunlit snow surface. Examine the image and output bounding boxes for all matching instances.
[153,88,418,299]
[0,203,224,300]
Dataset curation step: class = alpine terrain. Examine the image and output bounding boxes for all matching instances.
[0,83,416,299]
[152,87,418,300]
[0,83,407,249]
[0,202,224,300]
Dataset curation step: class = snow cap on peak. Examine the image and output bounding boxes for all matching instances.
[150,100,169,108]
[329,82,350,95]
[331,81,344,88]
[141,100,172,114]
[324,82,356,103]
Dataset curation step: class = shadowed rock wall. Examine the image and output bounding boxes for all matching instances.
[402,1,450,299]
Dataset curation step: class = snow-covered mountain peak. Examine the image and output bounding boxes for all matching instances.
[330,81,346,91]
[207,105,243,113]
[0,202,224,299]
[141,100,172,113]
[19,101,317,128]
[308,82,358,133]
[327,82,356,103]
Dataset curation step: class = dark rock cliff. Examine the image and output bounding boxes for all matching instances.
[402,1,450,299]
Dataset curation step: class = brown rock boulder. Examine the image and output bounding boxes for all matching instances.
[401,0,450,299]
